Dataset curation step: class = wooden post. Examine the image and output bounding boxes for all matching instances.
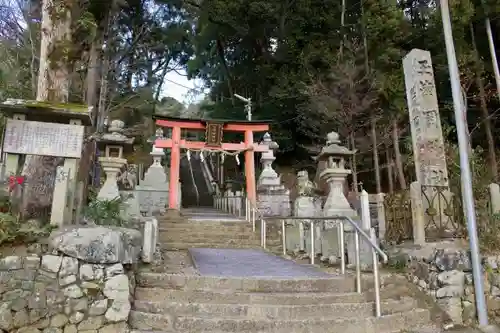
[244,130,256,203]
[168,126,181,209]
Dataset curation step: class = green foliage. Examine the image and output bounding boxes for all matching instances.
[0,213,55,246]
[82,198,130,227]
[445,143,500,252]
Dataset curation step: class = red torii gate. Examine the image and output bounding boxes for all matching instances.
[153,116,270,209]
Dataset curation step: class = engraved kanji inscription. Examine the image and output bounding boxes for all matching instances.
[3,119,84,158]
[403,49,448,186]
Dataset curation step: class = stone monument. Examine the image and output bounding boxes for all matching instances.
[136,128,170,216]
[403,49,449,187]
[403,49,451,235]
[256,133,291,216]
[96,120,134,201]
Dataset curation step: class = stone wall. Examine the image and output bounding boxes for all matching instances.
[0,254,133,333]
[388,240,500,326]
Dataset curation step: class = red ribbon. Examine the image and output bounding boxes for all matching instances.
[8,176,25,192]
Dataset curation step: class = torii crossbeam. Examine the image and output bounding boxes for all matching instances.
[153,116,270,209]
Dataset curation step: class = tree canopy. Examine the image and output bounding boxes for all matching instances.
[1,0,500,191]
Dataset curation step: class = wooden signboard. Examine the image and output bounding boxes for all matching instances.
[3,119,84,158]
[205,122,223,147]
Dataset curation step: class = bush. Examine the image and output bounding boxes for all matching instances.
[82,197,130,227]
[0,213,54,246]
[446,144,500,252]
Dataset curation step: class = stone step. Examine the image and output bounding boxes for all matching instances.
[135,273,371,293]
[158,219,251,227]
[134,284,409,305]
[128,308,430,332]
[159,231,260,241]
[160,243,264,250]
[159,237,262,245]
[159,225,255,232]
[133,297,418,320]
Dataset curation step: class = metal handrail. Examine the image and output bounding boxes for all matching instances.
[244,197,266,247]
[273,216,387,263]
[213,192,387,318]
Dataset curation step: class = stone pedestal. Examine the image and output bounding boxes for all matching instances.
[321,167,361,266]
[292,196,322,254]
[97,157,127,201]
[120,191,141,221]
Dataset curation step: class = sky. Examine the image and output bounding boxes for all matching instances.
[160,70,208,105]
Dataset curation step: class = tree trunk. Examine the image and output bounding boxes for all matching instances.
[97,45,110,132]
[22,0,74,217]
[371,117,382,194]
[340,0,346,57]
[471,23,498,180]
[385,147,394,193]
[392,118,407,189]
[361,2,381,194]
[96,10,114,132]
[86,38,100,124]
[349,132,358,193]
[36,0,71,101]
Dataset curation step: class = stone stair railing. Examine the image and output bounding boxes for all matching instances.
[214,191,389,318]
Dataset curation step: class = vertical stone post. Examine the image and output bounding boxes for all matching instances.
[235,190,242,216]
[403,49,449,188]
[227,190,235,214]
[489,183,500,214]
[410,181,426,245]
[403,49,450,233]
[360,190,371,230]
[376,193,386,241]
[62,118,84,223]
[51,166,71,225]
[4,113,26,176]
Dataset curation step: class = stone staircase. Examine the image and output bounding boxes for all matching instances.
[156,210,281,251]
[129,209,438,333]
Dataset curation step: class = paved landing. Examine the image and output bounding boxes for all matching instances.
[189,248,331,278]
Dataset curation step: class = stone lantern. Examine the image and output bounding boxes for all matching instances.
[256,132,290,217]
[149,128,167,171]
[96,120,134,200]
[317,131,360,266]
[317,131,356,217]
[257,133,280,187]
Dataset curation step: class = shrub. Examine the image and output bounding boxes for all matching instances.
[82,197,130,227]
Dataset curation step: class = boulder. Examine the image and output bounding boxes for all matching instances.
[49,226,142,264]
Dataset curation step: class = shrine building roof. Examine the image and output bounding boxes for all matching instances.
[0,99,93,126]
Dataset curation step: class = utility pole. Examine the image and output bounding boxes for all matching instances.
[484,17,500,101]
[234,94,252,120]
[440,0,488,326]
